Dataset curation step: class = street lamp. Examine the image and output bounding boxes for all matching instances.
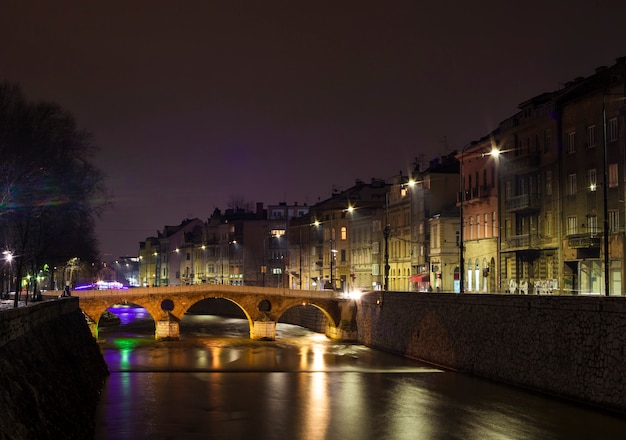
[3,250,13,300]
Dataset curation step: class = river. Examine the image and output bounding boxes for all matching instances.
[94,306,626,440]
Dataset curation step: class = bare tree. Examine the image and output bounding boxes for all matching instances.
[0,81,109,306]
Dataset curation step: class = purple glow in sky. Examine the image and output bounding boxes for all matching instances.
[2,1,626,259]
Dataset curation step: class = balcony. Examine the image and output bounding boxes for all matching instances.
[504,234,541,250]
[503,151,540,174]
[567,233,601,249]
[505,193,541,213]
[457,185,495,205]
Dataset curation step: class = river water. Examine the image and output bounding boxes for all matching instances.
[94,306,626,440]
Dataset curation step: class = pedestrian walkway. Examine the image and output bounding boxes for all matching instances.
[0,299,28,310]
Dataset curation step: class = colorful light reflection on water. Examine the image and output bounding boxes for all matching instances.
[107,305,149,325]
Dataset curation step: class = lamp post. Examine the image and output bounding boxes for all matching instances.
[602,96,609,297]
[384,193,390,291]
[459,148,467,294]
[3,250,13,300]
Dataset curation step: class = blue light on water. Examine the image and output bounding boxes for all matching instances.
[107,306,149,325]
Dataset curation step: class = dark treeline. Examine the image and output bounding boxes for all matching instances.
[0,81,108,305]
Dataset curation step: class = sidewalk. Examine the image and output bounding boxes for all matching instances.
[1,299,24,310]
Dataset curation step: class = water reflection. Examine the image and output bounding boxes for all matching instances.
[95,311,626,440]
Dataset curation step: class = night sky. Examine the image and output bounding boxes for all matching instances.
[2,1,626,259]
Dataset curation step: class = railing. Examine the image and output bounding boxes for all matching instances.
[457,185,495,205]
[504,234,541,249]
[73,284,353,300]
[505,193,541,212]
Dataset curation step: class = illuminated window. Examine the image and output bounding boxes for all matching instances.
[341,226,347,240]
[484,213,489,237]
[567,216,577,236]
[587,215,598,234]
[587,169,597,191]
[609,163,619,188]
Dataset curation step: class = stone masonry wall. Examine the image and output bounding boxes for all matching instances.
[279,305,328,333]
[0,298,109,439]
[357,291,626,415]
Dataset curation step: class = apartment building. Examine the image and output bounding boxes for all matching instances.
[456,138,500,293]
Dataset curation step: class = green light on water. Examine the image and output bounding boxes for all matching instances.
[113,338,138,369]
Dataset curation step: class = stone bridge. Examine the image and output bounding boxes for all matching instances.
[75,285,358,341]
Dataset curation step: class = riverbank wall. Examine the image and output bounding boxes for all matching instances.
[0,298,109,439]
[356,291,626,415]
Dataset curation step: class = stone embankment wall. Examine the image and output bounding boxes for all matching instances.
[357,291,626,415]
[0,298,109,439]
[279,305,328,333]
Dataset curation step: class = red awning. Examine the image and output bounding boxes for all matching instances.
[409,274,430,283]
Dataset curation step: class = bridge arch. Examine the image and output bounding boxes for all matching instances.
[176,296,256,337]
[80,300,161,340]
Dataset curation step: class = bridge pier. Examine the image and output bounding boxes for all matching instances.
[155,313,180,340]
[251,320,276,340]
[325,324,358,342]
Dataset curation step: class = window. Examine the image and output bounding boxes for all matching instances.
[608,117,618,142]
[340,249,346,262]
[484,213,489,237]
[587,169,597,191]
[476,215,481,239]
[567,216,577,236]
[587,215,598,234]
[567,131,576,154]
[544,129,552,153]
[609,163,619,188]
[372,241,379,254]
[546,171,552,196]
[545,211,553,237]
[340,226,347,240]
[492,212,497,237]
[586,125,596,148]
[469,217,473,240]
[609,210,619,233]
[568,173,577,196]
